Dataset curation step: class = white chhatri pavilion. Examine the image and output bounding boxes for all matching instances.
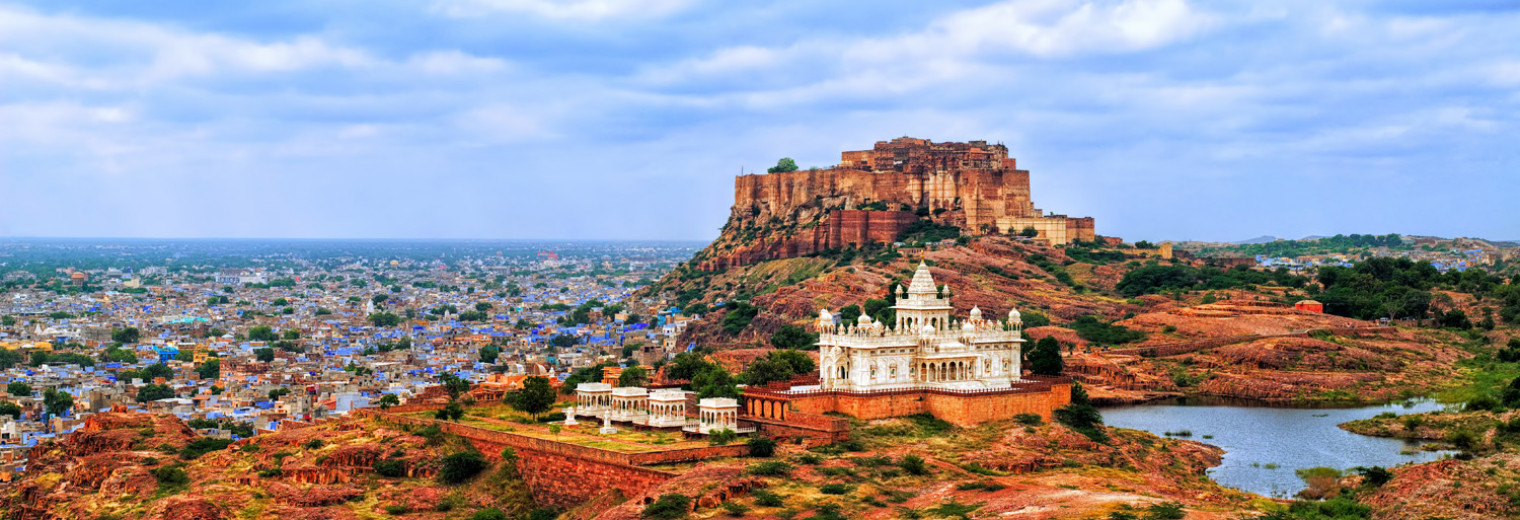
[816,261,1026,391]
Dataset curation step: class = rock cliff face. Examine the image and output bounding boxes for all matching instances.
[697,137,1049,271]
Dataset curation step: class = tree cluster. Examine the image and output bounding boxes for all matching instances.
[1116,264,1307,297]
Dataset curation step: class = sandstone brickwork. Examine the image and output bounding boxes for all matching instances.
[748,378,1072,428]
[701,137,1096,269]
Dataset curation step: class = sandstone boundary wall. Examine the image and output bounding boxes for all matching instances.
[354,410,750,508]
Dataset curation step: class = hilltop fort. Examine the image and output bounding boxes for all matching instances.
[702,137,1095,270]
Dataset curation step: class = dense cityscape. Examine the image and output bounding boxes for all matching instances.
[0,240,700,478]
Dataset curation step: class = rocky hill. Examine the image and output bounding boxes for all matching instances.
[654,235,1144,350]
[0,411,538,520]
[686,137,1093,272]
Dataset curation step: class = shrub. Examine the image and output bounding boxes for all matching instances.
[438,451,488,484]
[1401,414,1425,430]
[747,461,792,476]
[752,489,784,507]
[793,454,821,465]
[151,466,189,489]
[373,458,406,478]
[1352,466,1393,487]
[721,501,750,517]
[708,429,738,446]
[747,436,777,457]
[818,483,852,495]
[1142,502,1186,520]
[899,454,929,476]
[1448,429,1479,450]
[641,493,691,520]
[385,505,411,515]
[303,439,325,450]
[180,437,234,459]
[469,508,509,520]
[1014,413,1042,426]
[955,480,1006,492]
[257,467,282,478]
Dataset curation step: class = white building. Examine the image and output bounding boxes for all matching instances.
[817,261,1025,392]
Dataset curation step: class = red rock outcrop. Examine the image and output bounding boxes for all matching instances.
[694,137,1095,270]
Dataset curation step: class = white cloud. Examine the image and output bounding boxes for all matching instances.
[926,0,1215,58]
[428,0,696,21]
[407,50,512,75]
[0,4,512,89]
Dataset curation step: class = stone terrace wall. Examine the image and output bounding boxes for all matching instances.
[760,379,1071,428]
[355,411,677,508]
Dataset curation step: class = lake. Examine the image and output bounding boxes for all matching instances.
[1101,398,1454,498]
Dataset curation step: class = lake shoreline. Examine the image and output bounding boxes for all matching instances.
[1099,398,1454,498]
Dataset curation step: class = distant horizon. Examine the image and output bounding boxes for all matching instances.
[0,236,709,243]
[1,233,1513,246]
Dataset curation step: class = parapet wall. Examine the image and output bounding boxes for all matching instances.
[755,379,1072,428]
[355,410,701,508]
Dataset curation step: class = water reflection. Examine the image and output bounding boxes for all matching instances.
[1101,399,1454,498]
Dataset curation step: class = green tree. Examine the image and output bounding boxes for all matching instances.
[377,393,400,410]
[550,334,579,349]
[1027,337,1064,376]
[195,359,220,379]
[506,376,557,418]
[0,349,22,370]
[694,365,740,399]
[440,373,472,400]
[767,157,799,173]
[770,325,817,350]
[837,304,862,323]
[479,345,500,364]
[721,302,759,335]
[248,326,278,342]
[111,327,141,344]
[475,302,493,312]
[136,383,175,402]
[747,436,777,457]
[1019,226,1039,238]
[0,401,20,419]
[7,381,32,397]
[641,493,692,520]
[438,450,488,484]
[741,349,816,386]
[43,388,73,416]
[254,347,275,363]
[1054,382,1105,443]
[367,312,402,327]
[435,399,465,421]
[268,387,292,401]
[617,366,650,387]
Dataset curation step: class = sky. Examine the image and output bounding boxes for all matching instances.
[1,0,1517,243]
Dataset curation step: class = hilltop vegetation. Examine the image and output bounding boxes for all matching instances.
[1186,233,1407,258]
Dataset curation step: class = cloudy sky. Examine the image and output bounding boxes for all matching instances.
[2,0,1517,242]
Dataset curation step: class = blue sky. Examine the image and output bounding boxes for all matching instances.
[1,0,1517,242]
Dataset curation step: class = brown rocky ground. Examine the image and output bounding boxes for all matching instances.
[0,412,536,520]
[660,237,1142,349]
[595,416,1267,520]
[1065,301,1472,404]
[1337,408,1520,519]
